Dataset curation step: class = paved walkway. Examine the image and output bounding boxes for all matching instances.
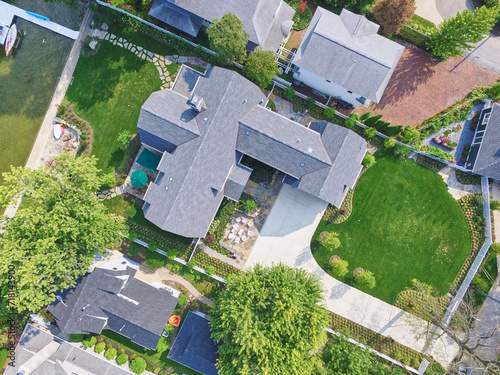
[136,266,213,306]
[245,184,459,367]
[3,8,92,219]
[0,1,79,40]
[354,44,500,127]
[438,166,481,199]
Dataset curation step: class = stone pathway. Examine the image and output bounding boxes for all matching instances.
[135,267,213,306]
[90,29,210,90]
[439,166,481,199]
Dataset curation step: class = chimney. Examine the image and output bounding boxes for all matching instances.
[189,95,207,113]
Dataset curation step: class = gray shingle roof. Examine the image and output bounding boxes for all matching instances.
[292,8,404,103]
[142,68,267,238]
[299,122,366,207]
[5,324,133,375]
[224,164,252,201]
[149,0,295,51]
[172,64,203,98]
[47,267,178,350]
[168,311,219,375]
[472,103,500,180]
[138,67,366,238]
[237,106,331,178]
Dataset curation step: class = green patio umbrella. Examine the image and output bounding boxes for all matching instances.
[131,170,148,188]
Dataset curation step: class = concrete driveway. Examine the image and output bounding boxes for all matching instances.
[245,184,459,367]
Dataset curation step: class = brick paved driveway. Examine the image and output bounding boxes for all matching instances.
[355,43,499,127]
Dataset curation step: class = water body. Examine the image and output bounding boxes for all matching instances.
[0,18,74,184]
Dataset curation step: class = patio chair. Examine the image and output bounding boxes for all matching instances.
[228,233,236,239]
[236,217,242,223]
[241,218,247,224]
[238,229,244,236]
[235,237,241,243]
[247,231,253,236]
[241,236,248,242]
[233,224,240,230]
[248,222,254,228]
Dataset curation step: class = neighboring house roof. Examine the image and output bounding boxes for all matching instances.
[469,103,500,180]
[292,8,404,103]
[167,311,220,375]
[148,0,295,51]
[47,266,178,350]
[5,324,133,375]
[138,66,366,238]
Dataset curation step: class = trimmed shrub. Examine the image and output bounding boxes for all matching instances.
[82,336,97,347]
[69,334,84,342]
[165,324,175,333]
[146,363,154,372]
[159,370,168,375]
[323,232,341,250]
[95,342,106,354]
[282,87,295,101]
[473,194,485,206]
[127,243,141,256]
[490,199,500,211]
[106,342,113,350]
[167,249,179,260]
[362,154,376,167]
[384,137,396,148]
[145,251,167,269]
[191,302,200,310]
[324,107,336,120]
[330,258,349,278]
[394,144,412,157]
[117,130,132,149]
[178,295,188,308]
[116,353,129,366]
[130,357,147,374]
[105,347,117,360]
[206,265,216,276]
[400,127,420,144]
[154,368,160,374]
[364,127,377,138]
[130,354,137,361]
[242,199,257,212]
[490,243,500,255]
[355,270,376,290]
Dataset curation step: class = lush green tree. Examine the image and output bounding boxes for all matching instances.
[429,6,500,59]
[372,0,415,36]
[95,342,106,353]
[282,87,296,101]
[243,49,278,88]
[330,257,349,278]
[210,264,329,375]
[242,199,257,212]
[384,137,396,149]
[324,231,341,250]
[208,13,249,63]
[0,154,125,318]
[355,270,376,289]
[145,252,166,269]
[362,154,376,167]
[345,113,360,129]
[322,338,374,375]
[324,107,337,120]
[105,347,118,360]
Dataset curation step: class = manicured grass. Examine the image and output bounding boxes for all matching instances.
[0,347,10,369]
[101,330,201,375]
[107,22,179,56]
[66,41,161,174]
[312,151,472,304]
[472,252,498,307]
[407,14,438,34]
[103,195,192,245]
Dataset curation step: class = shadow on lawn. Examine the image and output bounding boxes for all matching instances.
[67,42,149,111]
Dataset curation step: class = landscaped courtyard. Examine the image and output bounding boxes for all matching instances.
[312,151,472,304]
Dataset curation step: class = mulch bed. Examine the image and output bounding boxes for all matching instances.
[59,102,94,157]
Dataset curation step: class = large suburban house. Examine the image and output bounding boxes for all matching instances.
[5,324,134,375]
[465,102,500,180]
[168,311,220,375]
[137,65,367,238]
[292,8,405,108]
[149,0,295,52]
[48,258,179,350]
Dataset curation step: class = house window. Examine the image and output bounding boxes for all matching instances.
[347,90,353,94]
[326,80,331,83]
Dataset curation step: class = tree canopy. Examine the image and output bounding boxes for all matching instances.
[210,263,329,375]
[208,13,249,63]
[243,49,278,88]
[0,154,125,318]
[429,6,500,59]
[372,0,416,36]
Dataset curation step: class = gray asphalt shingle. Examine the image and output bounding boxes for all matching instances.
[472,103,500,180]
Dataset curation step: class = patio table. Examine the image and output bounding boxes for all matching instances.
[235,237,241,243]
[248,222,253,227]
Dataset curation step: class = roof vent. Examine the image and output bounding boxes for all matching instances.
[165,186,169,191]
[82,304,90,311]
[245,130,250,136]
[189,95,207,113]
[307,147,313,153]
[300,162,305,167]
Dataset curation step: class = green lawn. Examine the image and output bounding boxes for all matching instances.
[312,151,472,304]
[103,195,192,245]
[66,40,161,174]
[101,330,201,375]
[0,347,10,369]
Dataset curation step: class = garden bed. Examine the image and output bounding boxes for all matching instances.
[322,189,354,224]
[191,248,240,279]
[415,154,446,172]
[456,170,482,185]
[202,198,238,257]
[56,100,93,156]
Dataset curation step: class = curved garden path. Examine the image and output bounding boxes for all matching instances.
[244,184,459,368]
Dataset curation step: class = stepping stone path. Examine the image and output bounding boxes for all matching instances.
[96,185,126,200]
[97,30,210,90]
